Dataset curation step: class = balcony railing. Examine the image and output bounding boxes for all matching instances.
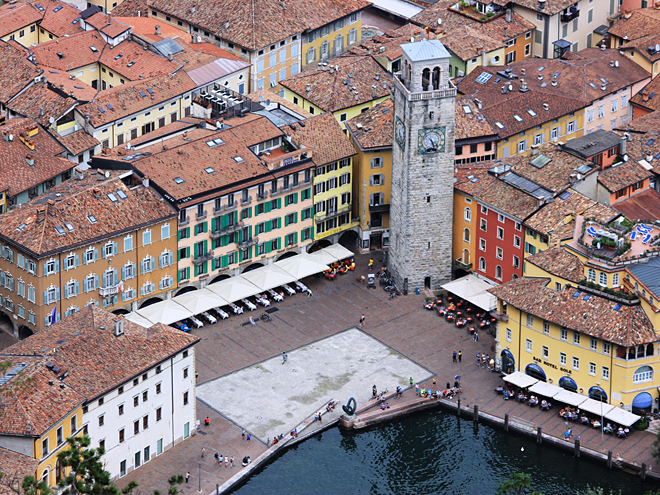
[196,212,207,221]
[209,221,244,239]
[226,202,238,212]
[560,7,579,22]
[99,284,121,297]
[236,236,258,249]
[213,206,223,216]
[369,203,390,213]
[257,191,269,200]
[454,257,473,271]
[179,215,190,226]
[289,181,302,190]
[315,204,351,220]
[240,195,252,206]
[193,251,214,265]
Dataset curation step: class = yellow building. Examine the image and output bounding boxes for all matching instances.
[284,112,358,245]
[0,356,84,490]
[280,53,392,129]
[301,11,364,71]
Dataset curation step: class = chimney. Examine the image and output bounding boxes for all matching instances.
[371,84,376,98]
[26,154,34,166]
[519,79,528,91]
[601,83,607,91]
[475,98,482,109]
[155,24,161,35]
[114,318,124,337]
[551,76,557,86]
[506,8,512,22]
[143,176,150,188]
[520,68,526,77]
[37,207,46,222]
[543,103,549,111]
[504,27,508,38]
[168,53,173,62]
[481,49,487,66]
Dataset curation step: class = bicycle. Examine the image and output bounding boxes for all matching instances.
[260,313,272,322]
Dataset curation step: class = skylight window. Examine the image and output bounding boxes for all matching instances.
[174,177,185,184]
[495,122,504,129]
[646,139,655,146]
[583,294,591,301]
[107,193,118,202]
[55,225,66,235]
[87,215,97,224]
[114,54,123,60]
[90,46,98,52]
[206,140,217,147]
[213,138,224,145]
[527,109,537,117]
[537,66,545,71]
[65,222,74,232]
[127,61,135,67]
[613,304,621,311]
[514,115,523,122]
[16,223,27,231]
[116,190,128,199]
[463,105,472,114]
[139,91,147,97]
[98,106,105,114]
[147,88,154,95]
[53,5,62,12]
[107,103,114,111]
[35,3,44,10]
[559,191,572,200]
[475,72,492,84]
[204,167,215,174]
[541,82,547,88]
[589,82,597,89]
[233,156,245,162]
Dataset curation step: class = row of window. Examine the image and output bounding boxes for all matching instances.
[317,213,351,235]
[305,29,358,64]
[586,95,628,123]
[316,194,351,215]
[306,13,358,44]
[314,173,351,194]
[476,258,517,280]
[315,159,350,176]
[586,268,620,288]
[41,414,78,457]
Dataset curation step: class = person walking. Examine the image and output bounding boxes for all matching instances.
[201,447,206,458]
[185,472,190,484]
[368,258,374,269]
[282,352,287,364]
[359,314,365,329]
[458,351,462,363]
[415,383,419,395]
[246,433,251,443]
[241,429,246,441]
[409,377,414,387]
[214,452,220,464]
[225,456,229,468]
[474,331,479,342]
[306,288,313,297]
[452,351,457,362]
[432,377,436,387]
[230,456,235,468]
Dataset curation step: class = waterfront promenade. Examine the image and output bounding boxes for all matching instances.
[116,250,658,494]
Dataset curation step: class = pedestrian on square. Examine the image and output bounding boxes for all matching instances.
[409,377,413,387]
[452,351,457,362]
[230,456,235,467]
[474,331,479,342]
[369,258,374,269]
[185,472,190,483]
[214,452,220,464]
[201,447,206,458]
[432,377,436,386]
[282,352,287,364]
[225,456,229,468]
[458,351,462,362]
[306,288,313,297]
[415,383,419,395]
[242,429,246,441]
[359,314,365,329]
[246,433,251,443]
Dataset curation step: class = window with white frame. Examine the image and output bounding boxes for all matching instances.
[46,286,57,304]
[587,108,594,123]
[612,273,620,287]
[479,257,486,271]
[533,133,543,146]
[143,230,152,246]
[497,226,504,240]
[525,339,532,353]
[103,243,113,258]
[46,259,57,275]
[590,337,597,351]
[551,127,559,140]
[479,238,486,251]
[542,346,549,359]
[589,362,596,376]
[566,120,576,133]
[506,328,511,342]
[513,235,521,248]
[124,235,133,252]
[573,332,580,345]
[603,342,610,355]
[543,321,550,334]
[65,254,75,270]
[587,268,596,282]
[464,207,471,222]
[633,365,653,384]
[598,271,607,286]
[526,314,533,327]
[602,366,609,380]
[141,257,154,274]
[517,140,527,154]
[560,328,568,340]
[85,275,95,292]
[495,265,502,280]
[513,255,520,269]
[27,285,35,303]
[572,356,579,370]
[611,98,618,112]
[161,224,170,239]
[85,248,94,264]
[597,104,604,119]
[621,94,628,108]
[559,352,566,366]
[496,247,503,259]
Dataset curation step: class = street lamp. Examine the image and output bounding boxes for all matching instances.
[198,462,202,493]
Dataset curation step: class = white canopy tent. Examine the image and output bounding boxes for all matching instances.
[503,371,538,389]
[528,382,563,398]
[124,312,155,328]
[239,264,297,291]
[275,254,330,280]
[136,299,193,326]
[320,243,353,261]
[604,407,641,427]
[553,389,588,407]
[206,276,262,302]
[441,274,497,311]
[307,249,340,265]
[174,288,229,315]
[579,398,615,416]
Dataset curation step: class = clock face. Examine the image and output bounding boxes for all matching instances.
[417,127,446,154]
[395,116,406,150]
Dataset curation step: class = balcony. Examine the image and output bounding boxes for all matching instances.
[179,215,190,226]
[193,251,214,265]
[257,190,269,201]
[226,202,238,212]
[236,236,258,249]
[209,221,244,239]
[99,284,121,297]
[369,203,390,213]
[454,257,473,271]
[560,6,579,22]
[196,211,208,221]
[213,206,223,216]
[240,195,252,206]
[289,181,303,191]
[315,204,351,221]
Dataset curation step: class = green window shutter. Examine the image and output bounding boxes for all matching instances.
[249,225,253,237]
[293,232,298,245]
[211,217,216,231]
[265,201,271,213]
[234,211,239,223]
[312,205,315,215]
[186,246,190,258]
[266,220,272,233]
[221,214,228,229]
[202,261,208,274]
[186,267,190,279]
[278,237,281,249]
[204,240,208,252]
[222,235,228,247]
[293,192,298,204]
[194,264,198,277]
[294,212,298,223]
[284,215,289,227]
[222,255,228,268]
[248,207,253,218]
[278,217,282,229]
[277,198,282,209]
[177,269,182,283]
[265,241,271,254]
[311,226,315,239]
[186,227,190,238]
[178,229,181,241]
[194,243,199,257]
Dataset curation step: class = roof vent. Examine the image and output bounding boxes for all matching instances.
[543,103,549,111]
[601,83,607,91]
[537,73,543,81]
[379,46,385,53]
[26,154,34,166]
[56,52,64,59]
[114,318,124,337]
[551,76,557,86]
[306,84,311,92]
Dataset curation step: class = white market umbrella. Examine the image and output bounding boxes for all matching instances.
[502,370,538,389]
[124,312,155,328]
[206,276,261,304]
[174,288,228,315]
[239,265,297,291]
[275,254,329,280]
[136,299,193,326]
[321,243,354,260]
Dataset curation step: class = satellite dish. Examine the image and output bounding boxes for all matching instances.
[105,171,110,178]
[437,18,442,25]
[266,99,271,106]
[49,116,55,124]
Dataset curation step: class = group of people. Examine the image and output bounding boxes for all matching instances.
[212,452,235,467]
[477,352,495,370]
[324,258,355,280]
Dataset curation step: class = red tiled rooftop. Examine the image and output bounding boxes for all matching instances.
[612,188,660,220]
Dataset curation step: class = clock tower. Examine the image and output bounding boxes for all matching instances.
[388,39,456,292]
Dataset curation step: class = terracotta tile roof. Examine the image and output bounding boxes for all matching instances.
[549,219,575,247]
[248,88,313,118]
[0,1,42,37]
[0,118,74,197]
[598,160,653,192]
[476,175,541,219]
[32,31,107,71]
[619,33,660,63]
[0,447,39,495]
[630,75,660,112]
[611,187,660,220]
[3,305,200,401]
[40,67,98,101]
[283,111,356,167]
[146,0,370,50]
[77,72,196,128]
[7,82,77,127]
[526,247,585,283]
[0,355,85,437]
[54,129,100,155]
[359,23,423,62]
[96,115,280,201]
[110,0,149,16]
[172,37,243,72]
[489,277,657,346]
[525,188,618,236]
[100,39,182,80]
[281,54,392,113]
[0,40,42,106]
[38,1,84,38]
[455,97,497,141]
[128,117,204,146]
[491,0,578,16]
[0,169,176,257]
[114,16,192,43]
[84,12,131,38]
[345,98,393,149]
[454,162,496,196]
[608,7,660,42]
[194,42,243,61]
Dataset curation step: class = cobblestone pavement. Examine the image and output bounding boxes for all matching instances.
[117,250,657,494]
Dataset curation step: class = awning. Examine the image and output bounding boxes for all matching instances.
[553,389,587,407]
[442,274,497,311]
[275,253,330,280]
[239,264,297,291]
[368,0,423,19]
[136,299,193,326]
[525,363,547,381]
[632,391,653,409]
[174,288,228,315]
[588,386,608,401]
[579,398,615,416]
[503,370,538,389]
[604,407,641,427]
[528,381,563,398]
[124,312,155,328]
[320,243,353,261]
[558,376,578,392]
[206,276,261,302]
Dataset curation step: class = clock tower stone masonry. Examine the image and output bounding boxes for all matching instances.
[388,39,456,292]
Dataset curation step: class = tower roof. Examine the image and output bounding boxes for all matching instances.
[401,39,450,62]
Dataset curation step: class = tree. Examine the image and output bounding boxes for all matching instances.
[22,476,51,495]
[652,431,660,464]
[166,475,184,495]
[497,473,536,495]
[57,435,118,495]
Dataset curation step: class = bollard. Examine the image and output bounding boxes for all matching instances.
[504,413,509,433]
[216,484,220,495]
[457,398,461,417]
[537,426,542,445]
[641,462,647,481]
[473,405,479,423]
[574,438,580,458]
[607,451,613,469]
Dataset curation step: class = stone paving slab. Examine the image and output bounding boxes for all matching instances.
[197,328,431,443]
